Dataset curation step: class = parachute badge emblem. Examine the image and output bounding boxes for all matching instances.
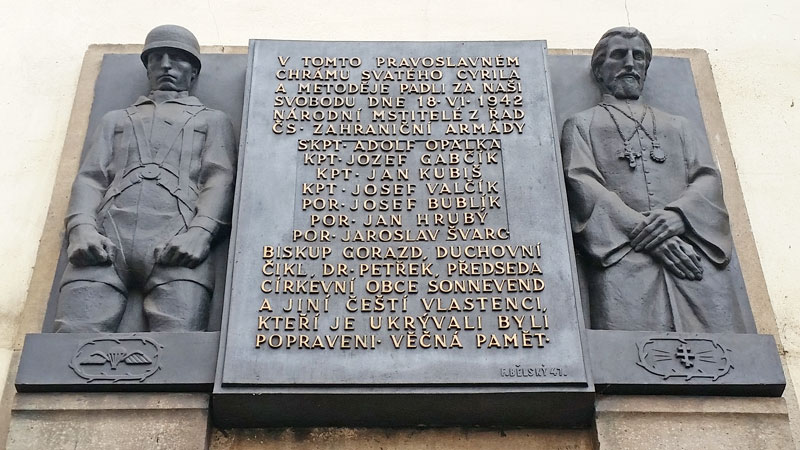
[69,336,162,382]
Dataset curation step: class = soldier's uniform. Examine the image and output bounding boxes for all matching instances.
[54,26,237,332]
[54,94,236,332]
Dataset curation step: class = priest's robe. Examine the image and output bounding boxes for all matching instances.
[561,102,749,332]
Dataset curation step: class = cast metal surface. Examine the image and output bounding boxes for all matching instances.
[15,29,785,419]
[213,39,593,427]
[53,25,238,333]
[587,330,784,395]
[551,28,782,397]
[15,332,219,392]
[15,43,246,392]
[559,28,754,333]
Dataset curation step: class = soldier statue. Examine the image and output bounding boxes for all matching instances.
[54,25,237,332]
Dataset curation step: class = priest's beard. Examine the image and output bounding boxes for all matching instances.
[610,77,643,100]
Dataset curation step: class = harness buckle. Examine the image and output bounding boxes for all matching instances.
[139,163,161,180]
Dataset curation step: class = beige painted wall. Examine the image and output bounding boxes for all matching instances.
[1,0,798,437]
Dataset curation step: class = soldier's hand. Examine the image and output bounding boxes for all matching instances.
[67,224,116,266]
[630,209,686,251]
[650,236,703,280]
[155,227,212,268]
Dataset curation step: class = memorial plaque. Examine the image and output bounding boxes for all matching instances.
[214,40,593,426]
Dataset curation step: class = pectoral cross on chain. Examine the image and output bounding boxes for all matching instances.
[600,103,646,170]
[622,141,640,168]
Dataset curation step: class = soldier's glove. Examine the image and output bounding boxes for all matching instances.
[67,224,116,266]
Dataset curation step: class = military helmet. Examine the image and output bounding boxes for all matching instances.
[141,25,202,73]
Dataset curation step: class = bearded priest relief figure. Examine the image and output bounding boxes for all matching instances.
[560,27,749,332]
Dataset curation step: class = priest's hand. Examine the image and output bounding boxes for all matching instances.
[67,224,116,266]
[650,236,703,280]
[155,227,213,268]
[630,209,686,251]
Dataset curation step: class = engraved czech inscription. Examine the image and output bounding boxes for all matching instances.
[221,41,588,387]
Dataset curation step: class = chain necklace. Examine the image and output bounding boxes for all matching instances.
[599,101,666,168]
